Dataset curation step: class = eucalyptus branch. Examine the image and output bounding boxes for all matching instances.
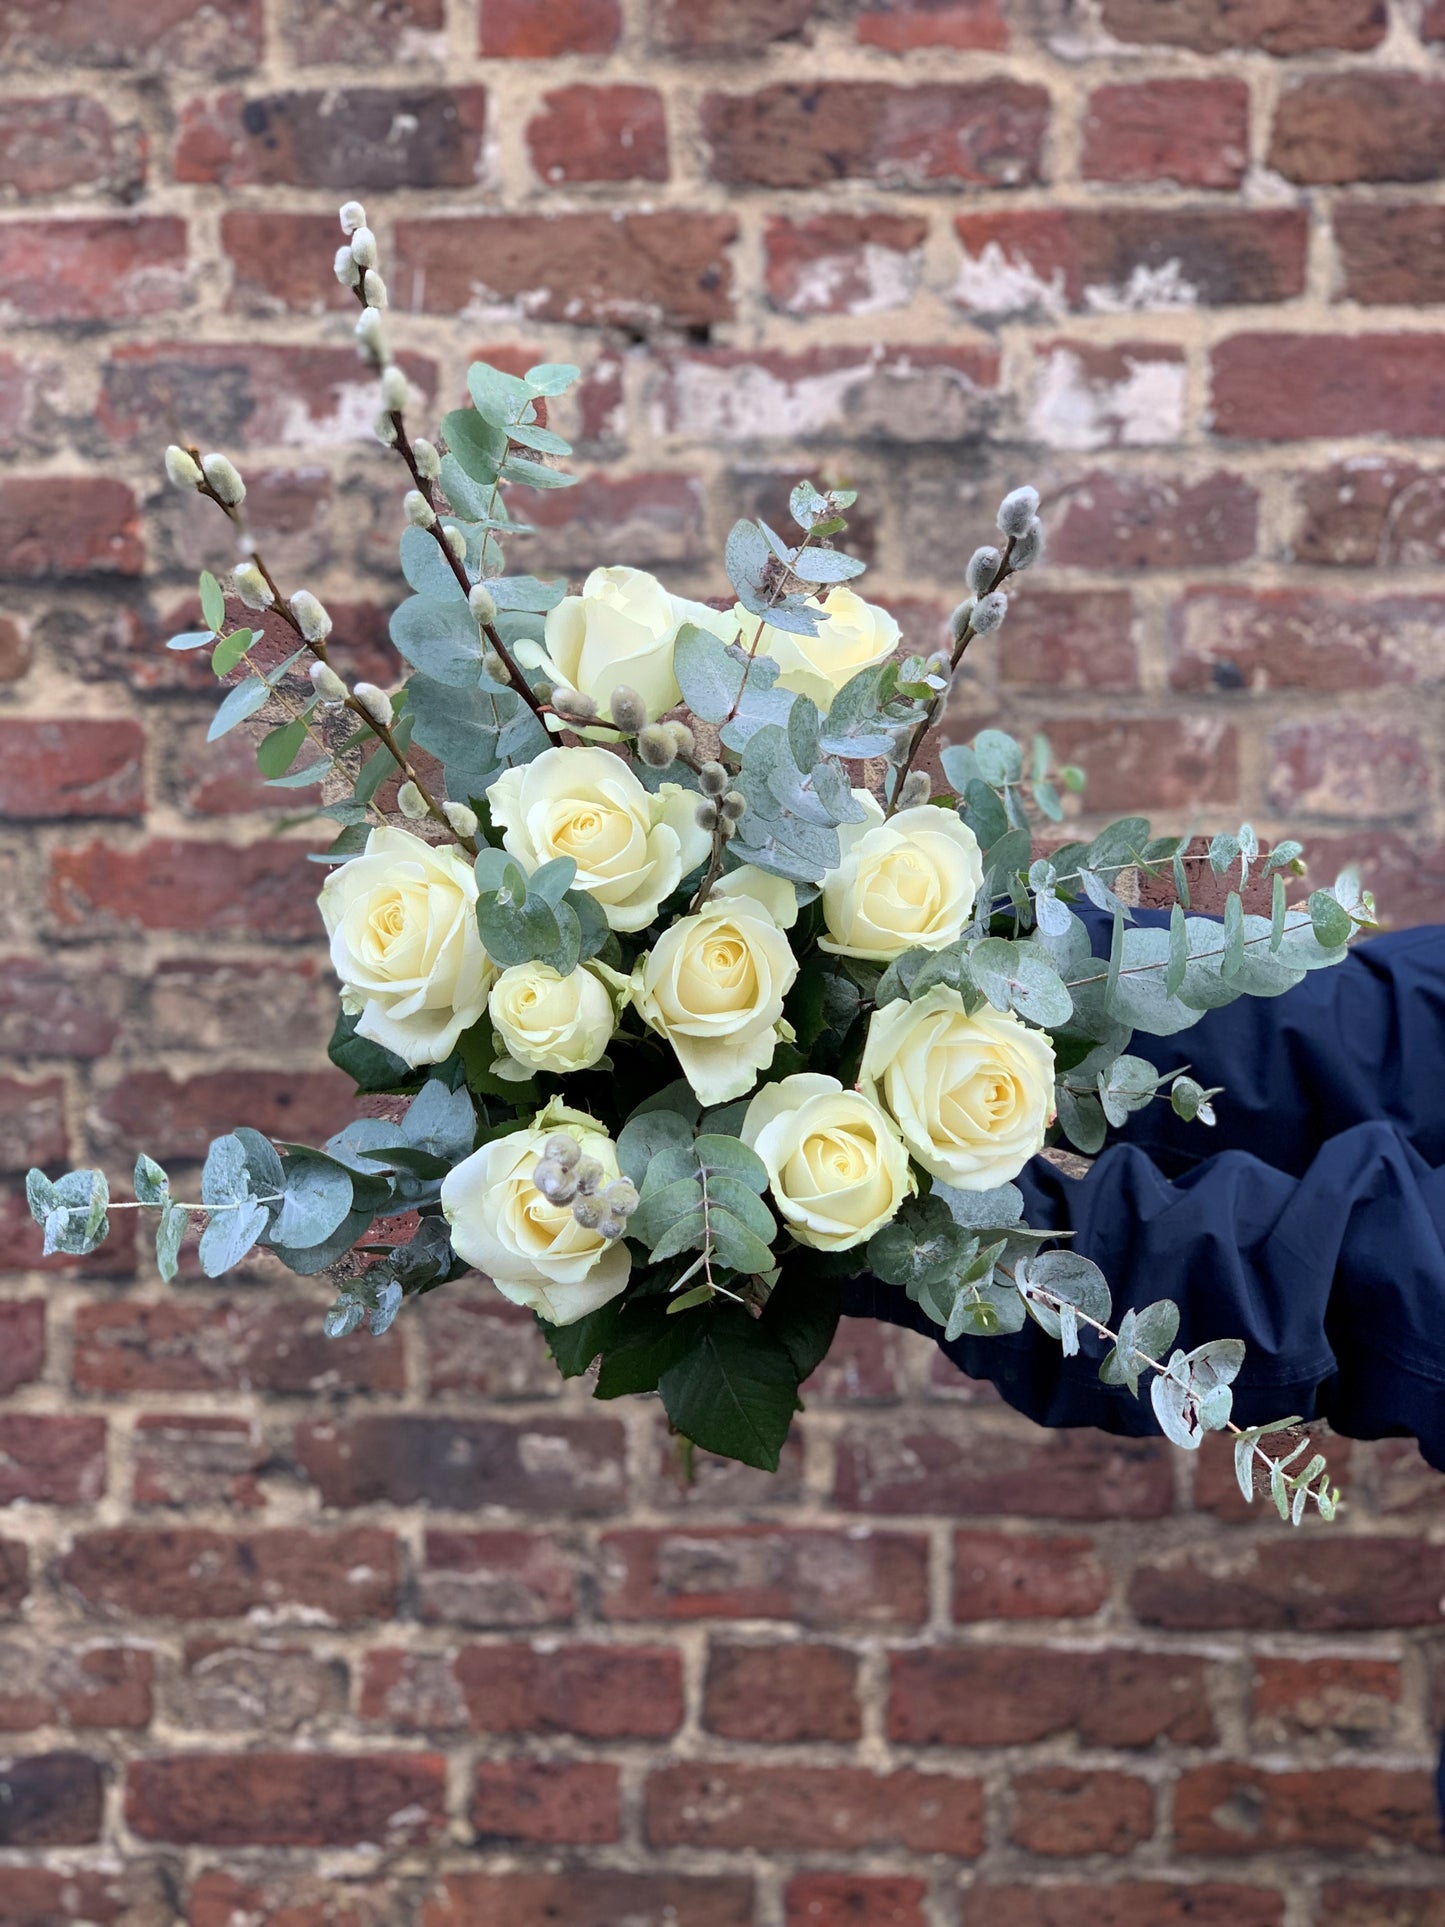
[724,526,819,725]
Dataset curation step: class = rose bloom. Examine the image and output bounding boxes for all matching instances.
[488,960,622,1075]
[523,564,735,727]
[630,895,798,1106]
[743,1073,914,1252]
[741,585,901,716]
[821,793,984,963]
[859,988,1056,1190]
[319,825,493,1066]
[441,1101,630,1325]
[488,745,710,933]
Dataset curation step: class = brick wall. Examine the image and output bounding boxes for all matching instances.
[1,0,1443,1921]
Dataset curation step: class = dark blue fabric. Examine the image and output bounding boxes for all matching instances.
[841,910,1445,1472]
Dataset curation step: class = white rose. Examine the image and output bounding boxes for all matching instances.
[711,862,800,930]
[488,745,710,933]
[742,584,901,716]
[488,960,623,1075]
[630,897,799,1106]
[742,1072,915,1253]
[821,794,984,963]
[319,825,493,1067]
[859,988,1055,1190]
[441,1100,630,1325]
[525,565,735,727]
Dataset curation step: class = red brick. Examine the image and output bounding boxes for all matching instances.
[479,0,620,54]
[959,1884,1284,1927]
[420,1530,578,1627]
[94,1067,353,1163]
[1335,203,1445,307]
[648,0,815,47]
[363,1641,683,1738]
[1307,832,1445,928]
[0,1864,171,1924]
[0,1301,44,1396]
[1083,80,1249,189]
[294,1414,627,1514]
[0,720,144,822]
[59,1526,399,1623]
[1365,1439,1445,1518]
[176,85,487,189]
[1318,1883,1445,1927]
[0,1416,105,1506]
[1171,587,1445,694]
[1010,1767,1155,1856]
[1251,1656,1403,1748]
[1032,716,1238,814]
[833,1417,1175,1519]
[421,1291,558,1399]
[1429,0,1445,38]
[764,212,929,319]
[647,1413,808,1512]
[1174,1763,1440,1855]
[889,1646,1212,1748]
[0,1539,26,1616]
[785,1876,928,1927]
[656,345,1000,445]
[1132,1537,1445,1631]
[0,1077,66,1172]
[132,1414,266,1510]
[49,837,323,938]
[1293,458,1445,568]
[1211,334,1445,441]
[1096,0,1385,52]
[0,95,144,197]
[0,1643,152,1731]
[803,1318,911,1402]
[0,215,185,323]
[1190,1429,1348,1521]
[952,1528,1111,1619]
[855,0,1008,50]
[186,1867,404,1926]
[0,1189,135,1280]
[285,0,444,64]
[1271,75,1445,185]
[1053,471,1257,569]
[1030,340,1187,451]
[166,1638,347,1734]
[955,208,1306,316]
[219,210,358,315]
[1266,716,1428,822]
[996,590,1138,696]
[703,1641,861,1742]
[600,1526,930,1627]
[396,211,735,330]
[646,1762,984,1855]
[0,614,31,678]
[128,1750,444,1846]
[73,1297,404,1396]
[527,84,667,185]
[0,477,143,579]
[423,1872,753,1927]
[510,470,709,575]
[704,81,1048,189]
[0,1751,103,1845]
[472,1757,620,1844]
[0,0,261,69]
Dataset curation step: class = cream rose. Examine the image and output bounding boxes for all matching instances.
[488,960,623,1075]
[319,825,493,1067]
[743,1073,914,1252]
[821,795,983,963]
[742,584,901,716]
[859,988,1055,1190]
[524,565,735,726]
[488,746,710,934]
[630,897,798,1106]
[441,1100,630,1325]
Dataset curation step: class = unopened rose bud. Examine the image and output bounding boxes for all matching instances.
[404,489,436,529]
[362,269,387,309]
[413,438,441,481]
[607,684,647,734]
[544,1134,581,1171]
[1009,516,1044,571]
[349,226,378,269]
[637,724,675,769]
[339,200,367,235]
[948,598,975,644]
[334,244,361,288]
[290,590,332,642]
[573,1157,603,1199]
[353,682,394,729]
[444,525,467,561]
[997,484,1041,539]
[164,444,202,489]
[200,452,245,506]
[966,545,1002,595]
[572,1195,604,1231]
[233,561,273,610]
[898,771,932,810]
[467,583,496,624]
[355,306,386,363]
[720,791,747,823]
[380,365,409,414]
[668,722,696,760]
[396,780,428,820]
[970,590,1008,636]
[309,660,348,702]
[602,1176,639,1216]
[374,410,398,446]
[552,687,600,726]
[698,760,728,797]
[443,800,478,839]
[695,800,721,833]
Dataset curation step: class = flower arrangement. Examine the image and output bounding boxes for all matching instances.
[26,205,1372,1524]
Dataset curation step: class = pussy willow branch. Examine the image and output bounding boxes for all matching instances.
[688,822,731,916]
[886,534,1017,820]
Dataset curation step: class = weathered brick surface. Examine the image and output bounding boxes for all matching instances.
[0,5,1442,1918]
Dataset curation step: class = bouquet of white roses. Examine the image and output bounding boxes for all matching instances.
[27,204,1370,1522]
